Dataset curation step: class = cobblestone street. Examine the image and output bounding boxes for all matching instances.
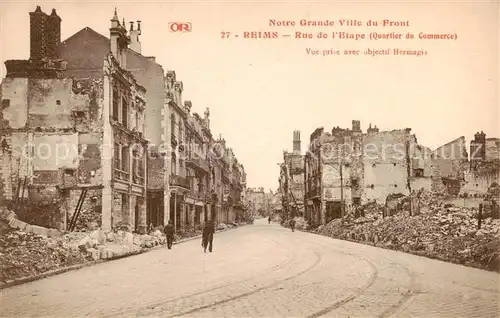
[1,218,499,317]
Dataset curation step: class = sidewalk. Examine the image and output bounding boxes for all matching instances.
[0,224,247,290]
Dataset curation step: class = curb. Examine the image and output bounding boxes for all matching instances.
[0,224,247,290]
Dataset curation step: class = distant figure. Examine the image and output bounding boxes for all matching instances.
[202,219,215,253]
[164,220,175,249]
[268,216,271,224]
[290,218,296,232]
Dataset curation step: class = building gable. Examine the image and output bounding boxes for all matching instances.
[59,27,110,74]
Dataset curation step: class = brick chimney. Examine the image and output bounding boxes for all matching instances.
[46,9,61,59]
[29,6,61,61]
[129,20,142,54]
[293,130,301,155]
[29,6,47,60]
[367,123,379,134]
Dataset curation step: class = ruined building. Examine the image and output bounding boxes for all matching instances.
[0,7,148,232]
[56,10,165,229]
[304,120,417,225]
[463,131,500,194]
[279,130,305,219]
[245,187,269,216]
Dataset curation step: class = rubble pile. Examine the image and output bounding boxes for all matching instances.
[217,223,228,231]
[293,217,308,230]
[1,202,242,282]
[0,221,89,282]
[316,191,500,272]
[272,215,283,223]
[174,228,202,241]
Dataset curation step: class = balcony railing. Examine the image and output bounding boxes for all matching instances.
[192,190,207,201]
[114,169,130,182]
[170,175,190,189]
[222,169,230,183]
[132,174,145,185]
[186,154,210,173]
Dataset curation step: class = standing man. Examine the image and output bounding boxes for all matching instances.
[290,218,296,232]
[164,220,175,249]
[268,215,271,224]
[202,219,215,253]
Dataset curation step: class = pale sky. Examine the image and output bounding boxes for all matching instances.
[1,0,498,191]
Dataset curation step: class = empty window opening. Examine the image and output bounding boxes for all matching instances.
[2,99,10,108]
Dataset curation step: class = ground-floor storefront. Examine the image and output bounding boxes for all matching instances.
[146,190,164,229]
[305,198,322,226]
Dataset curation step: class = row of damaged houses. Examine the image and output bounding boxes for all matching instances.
[278,120,499,225]
[0,6,247,233]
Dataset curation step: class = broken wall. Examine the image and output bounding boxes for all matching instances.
[148,156,164,189]
[462,165,500,195]
[411,177,432,192]
[362,130,414,203]
[1,78,29,128]
[485,138,500,161]
[432,136,468,180]
[1,132,29,201]
[63,188,102,231]
[32,133,79,174]
[27,79,74,128]
[77,132,103,185]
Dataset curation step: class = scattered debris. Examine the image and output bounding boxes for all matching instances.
[312,190,500,272]
[0,205,240,282]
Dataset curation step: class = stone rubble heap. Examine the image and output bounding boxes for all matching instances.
[1,205,241,282]
[315,190,500,272]
[0,225,89,282]
[0,206,199,282]
[293,217,308,230]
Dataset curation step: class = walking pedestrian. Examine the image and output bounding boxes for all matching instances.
[202,219,215,253]
[164,220,174,249]
[268,216,271,224]
[290,218,296,232]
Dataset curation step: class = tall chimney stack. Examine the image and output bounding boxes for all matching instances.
[129,20,142,54]
[46,9,61,59]
[29,6,61,61]
[29,6,47,60]
[293,130,301,155]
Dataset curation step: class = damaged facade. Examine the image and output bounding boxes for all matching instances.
[295,120,498,225]
[245,187,270,216]
[211,137,246,225]
[162,71,247,231]
[0,7,148,232]
[57,11,165,231]
[278,130,305,219]
[303,120,417,225]
[1,6,248,234]
[464,131,500,195]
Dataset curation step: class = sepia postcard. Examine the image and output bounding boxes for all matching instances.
[0,0,499,317]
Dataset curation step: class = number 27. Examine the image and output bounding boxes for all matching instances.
[221,32,231,39]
